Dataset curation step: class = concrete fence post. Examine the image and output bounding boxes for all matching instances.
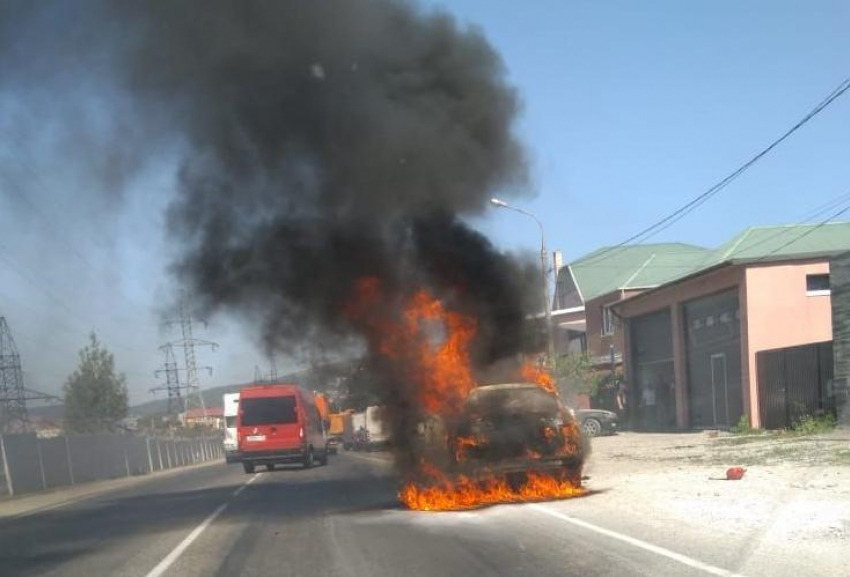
[124,442,131,477]
[35,439,47,491]
[64,435,75,485]
[0,435,14,497]
[157,440,163,471]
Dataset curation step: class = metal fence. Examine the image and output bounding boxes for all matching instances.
[756,341,835,429]
[0,433,223,497]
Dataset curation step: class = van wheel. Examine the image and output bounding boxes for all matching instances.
[319,447,329,466]
[303,449,314,469]
[243,462,255,474]
[266,464,275,472]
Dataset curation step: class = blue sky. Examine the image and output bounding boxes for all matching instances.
[1,0,849,404]
[435,0,850,258]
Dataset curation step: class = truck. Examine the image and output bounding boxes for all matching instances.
[351,406,389,451]
[364,405,390,449]
[223,392,240,463]
[341,411,355,450]
[327,412,348,454]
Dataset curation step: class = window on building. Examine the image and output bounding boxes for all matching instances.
[602,305,616,335]
[806,274,830,296]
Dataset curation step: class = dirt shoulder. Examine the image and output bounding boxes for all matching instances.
[577,430,850,576]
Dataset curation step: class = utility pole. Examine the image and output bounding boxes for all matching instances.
[489,199,556,368]
[164,295,217,419]
[0,317,57,433]
[150,344,186,420]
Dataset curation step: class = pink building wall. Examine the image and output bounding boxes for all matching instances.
[617,258,833,429]
[744,261,832,427]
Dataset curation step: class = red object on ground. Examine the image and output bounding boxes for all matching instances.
[726,466,746,480]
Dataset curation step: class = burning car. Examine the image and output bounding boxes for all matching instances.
[447,383,586,485]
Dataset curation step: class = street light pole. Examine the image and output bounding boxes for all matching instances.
[489,198,556,368]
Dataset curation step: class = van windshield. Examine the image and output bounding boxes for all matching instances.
[241,396,298,426]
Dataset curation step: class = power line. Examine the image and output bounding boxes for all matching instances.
[579,74,850,266]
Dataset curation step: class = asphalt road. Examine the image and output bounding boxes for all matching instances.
[0,452,745,577]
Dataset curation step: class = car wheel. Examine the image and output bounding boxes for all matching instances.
[242,462,255,474]
[303,449,314,469]
[266,463,275,472]
[582,418,603,437]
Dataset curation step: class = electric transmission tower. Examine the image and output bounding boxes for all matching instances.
[164,295,217,417]
[150,344,187,419]
[0,317,58,433]
[269,355,278,382]
[0,317,28,432]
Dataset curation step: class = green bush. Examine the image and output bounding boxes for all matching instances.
[792,414,836,436]
[730,414,756,435]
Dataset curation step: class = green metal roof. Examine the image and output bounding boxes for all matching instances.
[703,222,850,263]
[569,243,708,301]
[568,222,850,302]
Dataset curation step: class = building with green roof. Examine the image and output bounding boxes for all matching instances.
[602,221,850,432]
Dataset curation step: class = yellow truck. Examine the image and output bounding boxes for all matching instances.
[328,411,349,453]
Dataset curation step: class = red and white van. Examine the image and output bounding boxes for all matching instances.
[237,384,329,473]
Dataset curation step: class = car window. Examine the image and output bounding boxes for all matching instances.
[240,397,297,426]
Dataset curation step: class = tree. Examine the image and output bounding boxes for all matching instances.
[553,353,596,398]
[63,333,129,433]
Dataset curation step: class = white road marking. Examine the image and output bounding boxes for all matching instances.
[529,504,745,577]
[232,471,261,496]
[145,473,261,577]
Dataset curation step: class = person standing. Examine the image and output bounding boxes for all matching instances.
[640,382,656,430]
[616,380,628,427]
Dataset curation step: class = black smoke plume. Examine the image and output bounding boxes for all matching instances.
[103,1,535,356]
[3,0,541,459]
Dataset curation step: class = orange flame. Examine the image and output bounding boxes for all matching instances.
[521,361,557,395]
[400,460,584,512]
[347,278,476,415]
[454,435,478,462]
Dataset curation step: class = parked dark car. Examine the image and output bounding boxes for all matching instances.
[576,409,618,437]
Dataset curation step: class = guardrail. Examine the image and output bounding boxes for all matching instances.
[0,433,223,497]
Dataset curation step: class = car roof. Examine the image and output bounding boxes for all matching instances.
[239,383,301,398]
[471,383,546,393]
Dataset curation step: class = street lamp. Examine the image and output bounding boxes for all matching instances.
[489,198,556,367]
